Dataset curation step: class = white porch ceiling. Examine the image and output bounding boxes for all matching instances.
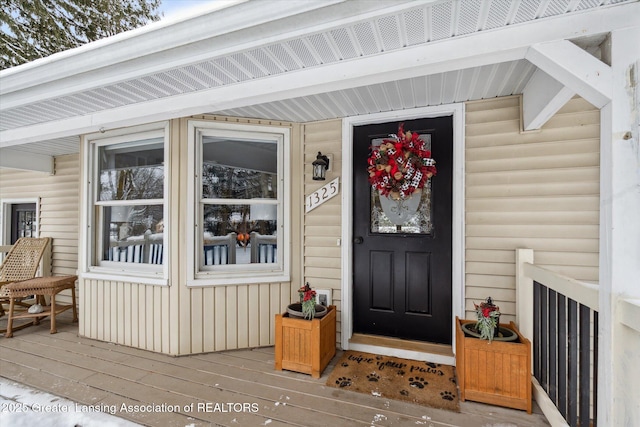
[212,60,536,122]
[0,0,635,161]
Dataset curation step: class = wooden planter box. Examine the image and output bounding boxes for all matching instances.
[456,317,532,413]
[275,305,336,378]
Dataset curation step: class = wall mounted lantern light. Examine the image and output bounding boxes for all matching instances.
[312,151,330,181]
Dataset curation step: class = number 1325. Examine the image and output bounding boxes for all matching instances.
[306,177,340,212]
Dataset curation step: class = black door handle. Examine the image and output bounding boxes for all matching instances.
[353,236,363,244]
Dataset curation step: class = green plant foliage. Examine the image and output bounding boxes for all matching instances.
[1,0,162,69]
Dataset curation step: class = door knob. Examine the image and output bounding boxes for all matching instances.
[353,236,363,244]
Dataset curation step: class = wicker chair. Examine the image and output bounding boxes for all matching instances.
[0,237,51,318]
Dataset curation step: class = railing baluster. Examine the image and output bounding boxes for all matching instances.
[549,289,558,403]
[541,284,549,394]
[579,304,591,427]
[534,281,541,380]
[593,312,598,426]
[568,299,578,426]
[558,293,568,419]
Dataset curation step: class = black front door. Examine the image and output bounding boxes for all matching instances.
[353,116,453,344]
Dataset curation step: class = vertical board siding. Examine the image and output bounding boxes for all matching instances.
[302,119,343,345]
[465,96,600,322]
[81,279,292,354]
[0,154,80,305]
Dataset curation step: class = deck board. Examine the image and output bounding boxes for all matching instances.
[1,312,550,426]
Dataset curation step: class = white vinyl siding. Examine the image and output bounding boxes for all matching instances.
[0,154,80,302]
[302,119,343,343]
[464,95,600,322]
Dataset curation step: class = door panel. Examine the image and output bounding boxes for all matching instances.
[406,251,431,313]
[353,116,453,344]
[371,251,394,310]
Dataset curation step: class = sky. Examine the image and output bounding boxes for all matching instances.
[159,0,223,20]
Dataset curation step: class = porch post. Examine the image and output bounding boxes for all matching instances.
[515,248,534,346]
[598,27,640,427]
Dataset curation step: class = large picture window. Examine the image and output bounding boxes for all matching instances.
[84,125,168,282]
[188,122,290,285]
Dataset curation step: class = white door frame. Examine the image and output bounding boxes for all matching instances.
[340,103,465,365]
[0,198,40,245]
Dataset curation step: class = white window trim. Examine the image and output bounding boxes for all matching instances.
[80,122,170,285]
[187,120,290,287]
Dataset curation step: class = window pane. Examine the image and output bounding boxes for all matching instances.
[201,136,277,200]
[98,139,164,201]
[202,204,277,265]
[371,183,433,234]
[102,204,164,264]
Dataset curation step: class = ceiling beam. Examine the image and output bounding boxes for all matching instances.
[525,40,612,108]
[0,149,54,174]
[522,69,575,131]
[0,44,527,148]
[1,1,637,147]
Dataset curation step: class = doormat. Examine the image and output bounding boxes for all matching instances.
[326,351,459,412]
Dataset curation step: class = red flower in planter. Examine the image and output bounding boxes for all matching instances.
[474,297,501,342]
[298,283,318,319]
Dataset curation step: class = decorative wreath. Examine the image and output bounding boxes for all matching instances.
[367,123,436,200]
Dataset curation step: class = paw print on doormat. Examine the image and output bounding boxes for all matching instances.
[367,372,380,382]
[449,376,457,384]
[440,390,455,401]
[408,377,428,389]
[336,377,352,388]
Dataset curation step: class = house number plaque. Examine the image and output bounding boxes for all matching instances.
[306,177,340,213]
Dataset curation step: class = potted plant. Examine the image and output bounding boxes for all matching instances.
[455,297,532,413]
[459,297,518,342]
[475,296,500,340]
[286,283,328,320]
[275,284,336,378]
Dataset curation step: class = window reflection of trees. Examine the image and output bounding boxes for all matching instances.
[100,166,164,201]
[202,163,276,238]
[97,142,165,264]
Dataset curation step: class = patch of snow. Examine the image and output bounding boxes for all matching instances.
[0,379,139,426]
[372,413,387,422]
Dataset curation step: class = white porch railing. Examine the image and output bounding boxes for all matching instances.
[516,249,599,427]
[108,232,278,265]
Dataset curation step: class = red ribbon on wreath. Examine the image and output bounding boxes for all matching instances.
[367,123,436,199]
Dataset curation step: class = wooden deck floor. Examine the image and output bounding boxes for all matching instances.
[0,312,550,426]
